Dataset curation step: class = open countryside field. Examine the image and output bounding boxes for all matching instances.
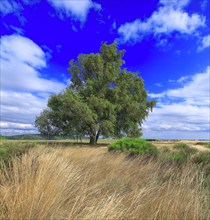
[1,0,209,219]
[1,138,210,151]
[0,140,210,219]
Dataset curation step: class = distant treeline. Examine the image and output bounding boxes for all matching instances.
[0,134,84,141]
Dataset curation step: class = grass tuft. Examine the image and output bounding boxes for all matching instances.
[160,152,187,165]
[173,143,198,155]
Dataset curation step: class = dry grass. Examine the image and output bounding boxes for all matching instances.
[0,146,209,219]
[151,140,210,152]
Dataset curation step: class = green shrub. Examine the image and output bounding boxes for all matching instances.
[0,148,8,157]
[193,152,210,165]
[173,143,198,155]
[161,152,187,165]
[129,148,139,155]
[0,142,36,163]
[0,135,7,140]
[108,138,158,157]
[145,139,158,141]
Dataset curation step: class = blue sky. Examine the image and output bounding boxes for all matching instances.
[0,0,209,139]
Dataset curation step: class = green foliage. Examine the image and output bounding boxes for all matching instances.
[108,138,158,157]
[35,109,60,139]
[161,152,187,165]
[173,143,198,155]
[0,135,7,140]
[0,142,36,164]
[35,42,156,144]
[145,139,158,141]
[0,148,8,157]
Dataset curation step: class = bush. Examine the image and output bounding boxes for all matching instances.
[173,143,198,155]
[0,142,36,164]
[0,148,8,157]
[161,152,187,165]
[108,138,158,157]
[0,135,7,140]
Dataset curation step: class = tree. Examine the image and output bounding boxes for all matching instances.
[35,42,156,145]
[35,109,60,140]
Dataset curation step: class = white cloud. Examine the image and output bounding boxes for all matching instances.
[1,35,46,67]
[0,34,66,135]
[159,0,190,9]
[0,0,22,16]
[112,21,117,30]
[176,75,190,83]
[1,90,47,125]
[118,0,205,44]
[1,129,38,136]
[48,0,101,23]
[155,83,162,87]
[21,0,41,5]
[0,35,66,92]
[150,66,210,105]
[143,66,210,140]
[1,121,35,130]
[0,0,26,24]
[198,34,210,51]
[8,25,24,35]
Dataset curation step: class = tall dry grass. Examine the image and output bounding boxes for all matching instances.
[0,146,209,219]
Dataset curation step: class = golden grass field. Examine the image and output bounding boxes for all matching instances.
[0,142,209,219]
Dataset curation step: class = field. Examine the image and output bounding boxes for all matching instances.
[0,140,210,219]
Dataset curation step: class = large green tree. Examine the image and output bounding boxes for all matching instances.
[35,42,156,144]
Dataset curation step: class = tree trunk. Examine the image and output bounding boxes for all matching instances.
[96,131,100,143]
[89,133,96,145]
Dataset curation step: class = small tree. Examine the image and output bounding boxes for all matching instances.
[35,42,156,144]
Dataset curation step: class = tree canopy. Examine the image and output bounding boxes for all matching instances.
[35,42,156,144]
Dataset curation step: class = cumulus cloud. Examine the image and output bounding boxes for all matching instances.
[149,66,210,105]
[48,0,101,23]
[143,66,210,139]
[118,0,205,44]
[0,35,66,92]
[198,34,210,51]
[0,91,47,124]
[0,34,67,135]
